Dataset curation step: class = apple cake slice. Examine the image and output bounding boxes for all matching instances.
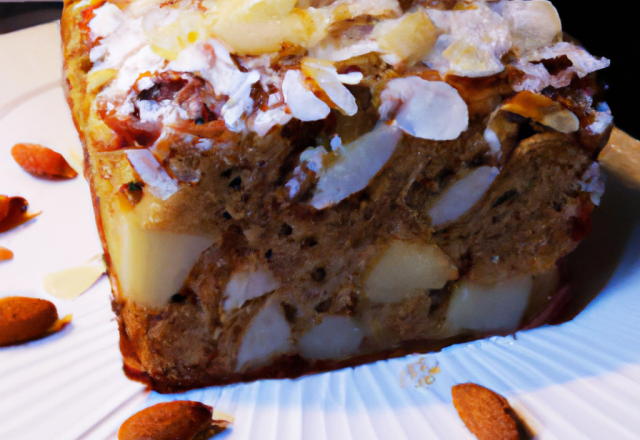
[62,0,612,392]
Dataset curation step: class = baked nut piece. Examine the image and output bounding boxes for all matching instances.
[118,400,230,440]
[62,0,613,391]
[452,383,531,440]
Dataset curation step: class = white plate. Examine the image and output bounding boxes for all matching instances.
[2,22,640,440]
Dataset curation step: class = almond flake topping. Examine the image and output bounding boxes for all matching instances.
[379,76,468,140]
[497,0,562,56]
[426,4,511,77]
[373,8,441,66]
[301,58,361,116]
[126,149,179,200]
[283,69,330,122]
[85,0,610,146]
[501,90,579,133]
[511,42,610,92]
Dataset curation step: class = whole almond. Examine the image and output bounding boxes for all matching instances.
[0,297,59,346]
[452,383,519,440]
[11,143,78,179]
[0,195,9,221]
[0,196,40,233]
[0,246,13,262]
[118,401,214,440]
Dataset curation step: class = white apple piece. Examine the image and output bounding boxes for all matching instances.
[364,240,459,303]
[236,300,293,371]
[299,315,364,360]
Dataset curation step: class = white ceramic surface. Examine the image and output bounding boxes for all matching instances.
[1,22,640,440]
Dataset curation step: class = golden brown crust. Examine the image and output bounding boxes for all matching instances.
[61,0,123,300]
[62,0,140,371]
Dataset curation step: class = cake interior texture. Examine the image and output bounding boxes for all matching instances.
[62,0,613,391]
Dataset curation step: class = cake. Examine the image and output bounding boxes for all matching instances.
[61,0,613,392]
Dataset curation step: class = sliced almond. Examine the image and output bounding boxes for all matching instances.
[125,149,179,200]
[511,42,610,93]
[0,195,40,234]
[501,91,578,133]
[440,6,511,78]
[0,246,13,262]
[379,76,469,141]
[598,127,640,190]
[374,8,441,66]
[452,383,519,440]
[118,400,226,440]
[301,58,359,116]
[211,0,316,55]
[428,166,499,226]
[283,69,331,122]
[11,143,78,180]
[0,297,60,346]
[211,410,234,430]
[500,0,562,55]
[43,263,107,300]
[48,314,73,335]
[310,123,402,209]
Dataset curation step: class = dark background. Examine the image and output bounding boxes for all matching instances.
[0,0,637,137]
[553,0,639,139]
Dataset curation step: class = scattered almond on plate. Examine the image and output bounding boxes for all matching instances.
[118,400,231,440]
[0,297,71,347]
[11,143,78,180]
[452,382,532,440]
[0,195,40,233]
[43,255,107,300]
[0,246,13,262]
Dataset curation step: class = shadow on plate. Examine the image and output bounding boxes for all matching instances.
[565,173,640,318]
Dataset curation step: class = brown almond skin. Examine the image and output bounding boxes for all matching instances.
[0,195,9,221]
[0,196,40,233]
[118,401,213,440]
[452,383,519,440]
[0,297,59,346]
[0,246,13,262]
[11,143,78,179]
